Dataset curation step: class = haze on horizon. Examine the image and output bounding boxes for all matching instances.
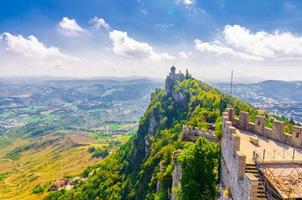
[1,0,302,81]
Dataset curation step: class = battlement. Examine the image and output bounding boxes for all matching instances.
[221,109,302,199]
[221,115,259,200]
[225,108,302,147]
[181,125,218,142]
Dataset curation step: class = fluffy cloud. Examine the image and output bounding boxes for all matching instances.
[224,25,302,58]
[0,32,76,60]
[58,17,85,36]
[194,39,262,60]
[195,24,302,61]
[89,17,111,29]
[178,51,192,59]
[109,30,174,60]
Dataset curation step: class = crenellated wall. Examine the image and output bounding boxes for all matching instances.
[182,108,302,199]
[221,112,258,200]
[255,116,265,135]
[181,125,218,142]
[221,108,302,199]
[292,126,302,146]
[181,125,199,141]
[226,108,302,148]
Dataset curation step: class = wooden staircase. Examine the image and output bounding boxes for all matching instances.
[245,163,266,200]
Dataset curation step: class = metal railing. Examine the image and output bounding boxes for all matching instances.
[253,151,297,199]
[254,148,302,162]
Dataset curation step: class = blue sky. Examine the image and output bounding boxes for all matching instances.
[1,0,302,81]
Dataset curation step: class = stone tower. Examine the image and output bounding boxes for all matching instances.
[165,66,185,94]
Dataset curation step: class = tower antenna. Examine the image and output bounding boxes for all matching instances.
[230,70,234,97]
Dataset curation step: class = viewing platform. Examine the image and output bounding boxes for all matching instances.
[236,128,302,163]
[221,108,302,200]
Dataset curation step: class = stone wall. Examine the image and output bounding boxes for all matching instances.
[226,108,302,148]
[220,113,258,200]
[165,66,185,94]
[221,108,302,199]
[292,126,302,146]
[181,125,218,143]
[255,116,265,135]
[181,125,199,141]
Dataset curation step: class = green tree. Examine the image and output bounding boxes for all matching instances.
[179,138,220,200]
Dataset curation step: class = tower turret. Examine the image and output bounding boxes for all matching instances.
[165,66,185,94]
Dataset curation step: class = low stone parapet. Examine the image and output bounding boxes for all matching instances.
[181,125,218,142]
[224,108,302,148]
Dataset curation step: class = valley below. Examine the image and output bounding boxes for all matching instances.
[0,78,162,200]
[1,77,302,199]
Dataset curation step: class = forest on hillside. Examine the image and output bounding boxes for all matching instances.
[45,73,296,200]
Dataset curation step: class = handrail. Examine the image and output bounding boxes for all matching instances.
[255,148,302,162]
[253,151,291,199]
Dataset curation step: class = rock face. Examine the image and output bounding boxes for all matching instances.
[165,66,188,107]
[165,66,185,95]
[172,90,186,105]
[144,113,160,156]
[136,67,187,199]
[148,115,159,136]
[171,150,182,200]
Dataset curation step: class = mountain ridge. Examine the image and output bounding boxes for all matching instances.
[215,80,302,122]
[45,68,297,200]
[45,68,266,200]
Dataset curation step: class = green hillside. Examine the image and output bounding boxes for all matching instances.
[45,71,293,200]
[0,79,160,200]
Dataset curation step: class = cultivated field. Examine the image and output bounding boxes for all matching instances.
[0,133,101,200]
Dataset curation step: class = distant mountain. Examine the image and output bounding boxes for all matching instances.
[250,80,302,102]
[215,80,302,122]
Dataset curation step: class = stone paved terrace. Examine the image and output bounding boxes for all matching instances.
[236,128,302,198]
[224,107,302,199]
[236,128,302,163]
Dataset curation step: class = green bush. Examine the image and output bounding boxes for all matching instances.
[32,185,45,194]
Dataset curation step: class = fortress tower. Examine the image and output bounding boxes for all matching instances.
[165,66,185,94]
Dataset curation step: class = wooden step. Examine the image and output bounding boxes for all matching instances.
[246,164,266,199]
[245,167,257,170]
[245,169,258,173]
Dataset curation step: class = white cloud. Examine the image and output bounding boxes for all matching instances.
[0,32,77,60]
[176,0,195,5]
[109,30,174,60]
[89,17,111,29]
[224,25,302,58]
[194,39,262,61]
[194,24,302,61]
[178,51,192,59]
[58,17,85,36]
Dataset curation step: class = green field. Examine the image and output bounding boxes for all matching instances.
[0,128,133,200]
[0,78,159,199]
